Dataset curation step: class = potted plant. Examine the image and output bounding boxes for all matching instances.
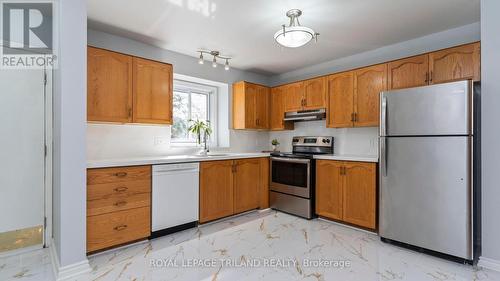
[271,139,280,151]
[188,119,212,155]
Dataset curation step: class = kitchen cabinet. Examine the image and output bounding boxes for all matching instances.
[303,77,327,110]
[232,81,270,129]
[316,160,343,220]
[199,160,234,223]
[199,158,268,223]
[342,162,377,229]
[326,71,354,128]
[270,86,294,130]
[86,165,151,253]
[283,78,326,112]
[233,158,261,213]
[87,47,133,122]
[388,54,429,90]
[429,42,480,84]
[132,57,173,124]
[259,158,270,209]
[284,82,305,112]
[87,46,173,124]
[315,160,376,230]
[354,64,387,127]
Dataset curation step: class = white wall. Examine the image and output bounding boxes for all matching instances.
[52,0,88,268]
[480,0,500,266]
[269,121,378,155]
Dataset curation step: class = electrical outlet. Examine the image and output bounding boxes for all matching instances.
[154,136,169,146]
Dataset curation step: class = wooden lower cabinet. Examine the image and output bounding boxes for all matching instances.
[199,158,268,223]
[234,158,261,213]
[199,160,235,223]
[87,207,150,253]
[87,166,151,253]
[343,162,377,229]
[315,160,377,230]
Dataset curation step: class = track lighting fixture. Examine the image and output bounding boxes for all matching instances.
[197,50,231,71]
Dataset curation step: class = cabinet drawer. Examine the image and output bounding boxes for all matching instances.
[87,179,151,201]
[87,166,151,185]
[87,192,151,216]
[87,207,150,253]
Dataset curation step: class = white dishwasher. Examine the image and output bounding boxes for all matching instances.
[152,162,199,237]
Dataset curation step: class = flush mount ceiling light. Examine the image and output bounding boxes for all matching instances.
[197,50,231,71]
[274,9,319,48]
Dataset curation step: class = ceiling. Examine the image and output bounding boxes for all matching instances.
[87,0,480,75]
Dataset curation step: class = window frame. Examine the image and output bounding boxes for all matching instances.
[171,80,218,146]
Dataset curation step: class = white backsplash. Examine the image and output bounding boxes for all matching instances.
[268,120,379,156]
[86,123,270,160]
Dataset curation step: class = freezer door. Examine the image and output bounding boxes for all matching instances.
[380,80,472,136]
[379,136,472,259]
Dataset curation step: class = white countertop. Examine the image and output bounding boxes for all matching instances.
[313,154,379,163]
[87,152,271,169]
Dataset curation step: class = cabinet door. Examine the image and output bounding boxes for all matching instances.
[284,82,305,112]
[234,158,261,213]
[270,87,294,130]
[388,54,429,90]
[259,158,270,209]
[255,85,270,129]
[303,77,326,110]
[429,42,480,84]
[132,58,173,124]
[343,162,376,229]
[327,72,354,128]
[87,47,133,122]
[244,83,258,129]
[199,160,234,223]
[315,160,344,220]
[354,64,387,127]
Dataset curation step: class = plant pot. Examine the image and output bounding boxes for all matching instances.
[272,145,278,151]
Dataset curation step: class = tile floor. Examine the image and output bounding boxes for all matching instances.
[1,210,500,281]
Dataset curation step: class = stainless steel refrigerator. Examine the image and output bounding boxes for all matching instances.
[379,80,475,261]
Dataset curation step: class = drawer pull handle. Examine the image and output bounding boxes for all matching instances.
[114,224,128,231]
[114,172,128,178]
[114,186,128,192]
[114,201,127,207]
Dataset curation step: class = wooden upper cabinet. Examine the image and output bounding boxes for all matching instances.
[87,47,133,122]
[354,64,387,127]
[303,77,326,110]
[327,72,354,128]
[316,160,344,220]
[255,85,270,129]
[270,86,294,131]
[233,158,261,213]
[342,162,376,229]
[388,54,429,90]
[132,57,173,124]
[232,81,269,130]
[284,82,305,112]
[429,42,480,84]
[199,160,234,223]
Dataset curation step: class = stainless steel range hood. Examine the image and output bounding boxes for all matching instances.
[283,109,326,122]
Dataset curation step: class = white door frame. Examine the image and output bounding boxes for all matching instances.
[44,67,53,247]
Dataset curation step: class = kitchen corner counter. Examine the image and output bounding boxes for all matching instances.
[313,154,379,163]
[87,152,270,169]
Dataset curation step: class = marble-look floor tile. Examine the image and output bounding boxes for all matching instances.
[2,210,500,281]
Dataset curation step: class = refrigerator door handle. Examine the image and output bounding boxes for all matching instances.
[380,93,387,136]
[381,137,387,177]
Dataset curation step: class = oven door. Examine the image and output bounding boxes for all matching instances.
[270,157,310,198]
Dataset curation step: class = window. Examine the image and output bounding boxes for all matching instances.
[172,80,217,144]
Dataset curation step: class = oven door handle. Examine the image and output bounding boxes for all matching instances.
[270,157,311,164]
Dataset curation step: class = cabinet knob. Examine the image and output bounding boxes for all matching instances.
[114,186,128,193]
[114,172,127,178]
[113,224,128,231]
[114,201,127,207]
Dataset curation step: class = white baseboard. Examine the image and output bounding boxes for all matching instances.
[479,256,500,272]
[49,238,91,281]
